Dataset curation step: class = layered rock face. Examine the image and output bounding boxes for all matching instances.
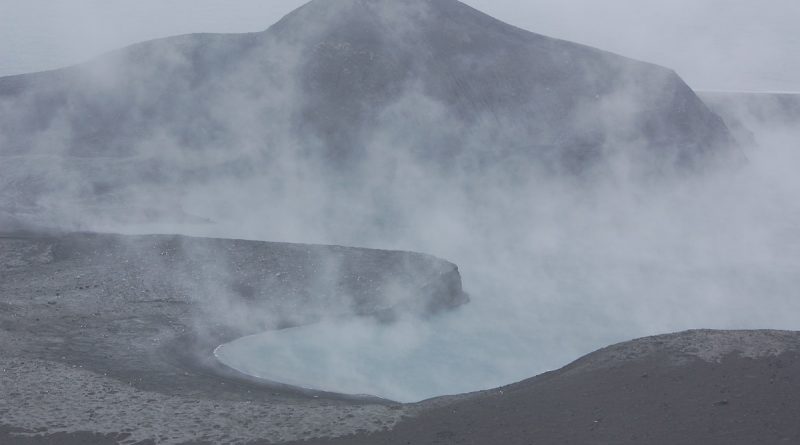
[0,0,734,228]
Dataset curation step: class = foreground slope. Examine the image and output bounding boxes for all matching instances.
[0,0,734,228]
[299,330,800,445]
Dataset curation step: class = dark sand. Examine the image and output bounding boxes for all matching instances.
[289,330,800,445]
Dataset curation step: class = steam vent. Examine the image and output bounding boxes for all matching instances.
[2,0,800,444]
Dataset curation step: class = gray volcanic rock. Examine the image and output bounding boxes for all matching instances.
[0,232,466,444]
[298,330,800,445]
[0,0,734,227]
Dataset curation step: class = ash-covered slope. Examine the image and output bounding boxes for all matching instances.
[0,0,733,226]
[0,232,466,443]
[302,330,800,445]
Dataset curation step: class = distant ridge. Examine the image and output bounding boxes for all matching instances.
[0,0,735,225]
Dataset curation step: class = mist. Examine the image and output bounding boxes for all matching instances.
[2,0,800,402]
[211,103,800,400]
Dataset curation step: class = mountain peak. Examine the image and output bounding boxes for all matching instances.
[268,0,524,45]
[0,0,735,224]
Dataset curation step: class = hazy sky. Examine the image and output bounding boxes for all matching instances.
[0,0,798,91]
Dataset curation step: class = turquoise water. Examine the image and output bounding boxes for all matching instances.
[214,308,545,403]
